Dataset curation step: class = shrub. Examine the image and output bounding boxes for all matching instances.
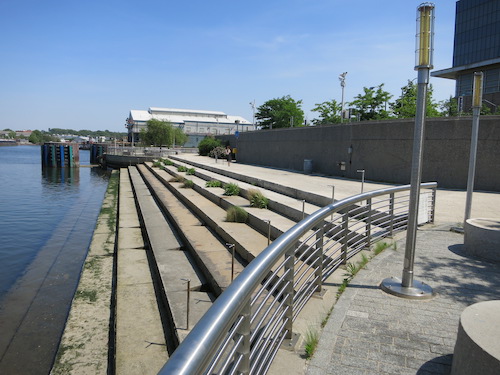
[223,183,240,196]
[198,136,222,156]
[247,189,269,209]
[186,168,195,175]
[206,180,222,188]
[177,165,187,172]
[226,206,248,223]
[152,161,162,168]
[209,146,226,159]
[170,175,185,183]
[183,179,194,188]
[161,158,174,166]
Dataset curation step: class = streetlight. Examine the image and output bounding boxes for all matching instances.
[381,2,435,300]
[464,72,483,223]
[339,72,348,123]
[250,100,256,130]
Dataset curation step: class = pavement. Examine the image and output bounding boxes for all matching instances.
[173,154,500,375]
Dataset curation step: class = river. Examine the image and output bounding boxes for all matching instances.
[0,145,109,374]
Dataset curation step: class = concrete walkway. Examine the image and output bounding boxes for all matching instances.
[306,224,500,374]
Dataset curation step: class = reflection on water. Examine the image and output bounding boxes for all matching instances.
[0,146,109,374]
[42,165,80,185]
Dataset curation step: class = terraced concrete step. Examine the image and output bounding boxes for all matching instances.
[128,167,213,345]
[135,164,244,296]
[139,164,269,264]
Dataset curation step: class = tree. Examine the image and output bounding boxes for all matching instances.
[311,99,342,125]
[29,130,59,144]
[255,95,304,129]
[198,136,222,156]
[349,84,392,121]
[173,126,188,146]
[391,80,440,118]
[439,96,459,117]
[140,119,184,147]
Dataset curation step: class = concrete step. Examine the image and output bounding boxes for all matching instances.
[135,164,244,296]
[114,168,168,374]
[128,166,214,346]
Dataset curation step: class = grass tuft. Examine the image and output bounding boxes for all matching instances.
[226,206,248,223]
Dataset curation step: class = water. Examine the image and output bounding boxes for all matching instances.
[0,145,109,374]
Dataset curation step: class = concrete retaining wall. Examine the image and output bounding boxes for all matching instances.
[219,116,500,191]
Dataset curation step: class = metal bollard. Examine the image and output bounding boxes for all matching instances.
[264,220,271,246]
[302,199,306,220]
[357,169,365,193]
[181,278,191,329]
[226,243,236,281]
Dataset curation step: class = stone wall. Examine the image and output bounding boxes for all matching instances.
[219,116,500,191]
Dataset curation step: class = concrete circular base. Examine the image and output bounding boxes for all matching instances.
[464,218,500,263]
[451,300,500,375]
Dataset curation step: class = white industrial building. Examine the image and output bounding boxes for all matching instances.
[126,107,253,148]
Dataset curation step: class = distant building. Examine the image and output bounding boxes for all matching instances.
[432,0,500,112]
[126,107,253,148]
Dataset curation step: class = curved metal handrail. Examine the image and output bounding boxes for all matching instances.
[159,182,437,375]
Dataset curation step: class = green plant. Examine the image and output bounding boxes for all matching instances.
[247,189,269,209]
[226,206,248,223]
[170,175,186,183]
[223,183,240,196]
[161,158,174,166]
[177,165,187,172]
[209,146,226,159]
[183,179,194,188]
[152,161,162,168]
[373,240,391,256]
[336,278,349,300]
[186,168,195,175]
[198,136,222,156]
[205,180,222,188]
[304,327,319,358]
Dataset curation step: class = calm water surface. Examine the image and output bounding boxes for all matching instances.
[0,145,109,374]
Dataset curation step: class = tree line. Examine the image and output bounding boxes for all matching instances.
[254,80,496,129]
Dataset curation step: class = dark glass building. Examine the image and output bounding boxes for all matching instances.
[432,0,500,111]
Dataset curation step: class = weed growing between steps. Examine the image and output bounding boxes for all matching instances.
[160,158,174,166]
[304,327,319,358]
[177,165,188,172]
[246,189,269,209]
[205,180,222,188]
[186,168,196,175]
[223,183,240,196]
[226,206,248,223]
[170,175,186,183]
[183,179,194,188]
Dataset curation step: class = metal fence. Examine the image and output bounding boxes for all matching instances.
[159,182,437,375]
[106,146,198,157]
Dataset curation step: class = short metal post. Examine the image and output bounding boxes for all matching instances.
[302,200,306,220]
[365,198,372,248]
[341,212,349,264]
[315,228,324,294]
[265,220,271,246]
[181,278,191,329]
[226,243,236,282]
[283,244,295,339]
[357,169,365,193]
[389,193,395,237]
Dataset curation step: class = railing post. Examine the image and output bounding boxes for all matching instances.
[283,244,295,339]
[430,187,436,223]
[389,193,395,237]
[341,212,349,265]
[365,198,372,248]
[235,300,251,375]
[314,228,324,294]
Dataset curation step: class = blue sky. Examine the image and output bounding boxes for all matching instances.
[0,0,457,132]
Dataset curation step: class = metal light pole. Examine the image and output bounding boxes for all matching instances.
[250,100,256,130]
[381,2,435,299]
[339,72,347,123]
[464,72,483,223]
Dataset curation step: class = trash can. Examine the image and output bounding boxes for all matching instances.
[304,159,313,174]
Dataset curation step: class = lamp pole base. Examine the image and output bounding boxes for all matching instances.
[380,276,435,300]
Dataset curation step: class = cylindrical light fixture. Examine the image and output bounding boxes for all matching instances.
[415,3,435,69]
[472,72,484,108]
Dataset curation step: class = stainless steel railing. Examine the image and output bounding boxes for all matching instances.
[158,182,437,375]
